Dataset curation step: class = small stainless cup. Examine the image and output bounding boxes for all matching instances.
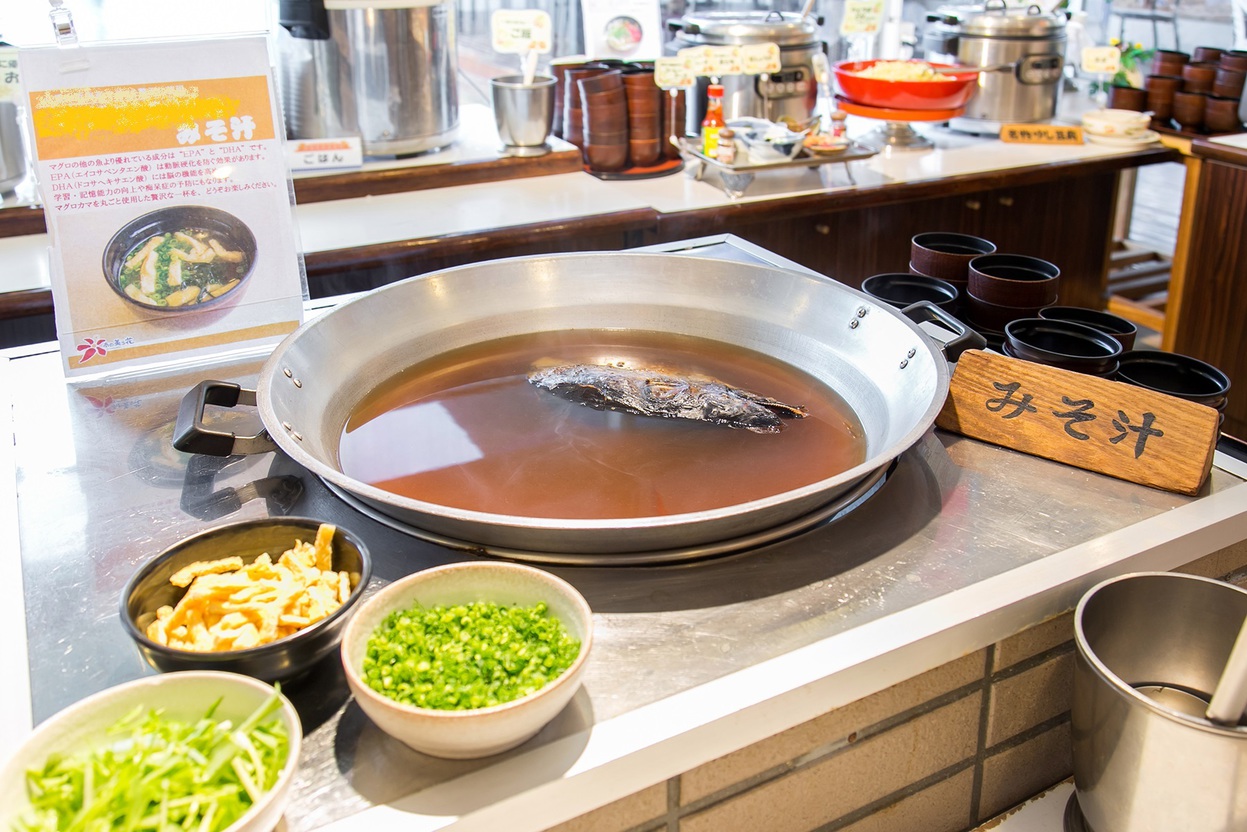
[491,75,557,157]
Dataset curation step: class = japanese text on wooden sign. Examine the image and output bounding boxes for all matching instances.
[999,124,1085,144]
[936,350,1218,495]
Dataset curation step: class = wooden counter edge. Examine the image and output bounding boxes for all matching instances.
[0,144,1179,241]
[1189,135,1247,167]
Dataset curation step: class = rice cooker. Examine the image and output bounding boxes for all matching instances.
[924,0,1066,133]
[666,11,825,134]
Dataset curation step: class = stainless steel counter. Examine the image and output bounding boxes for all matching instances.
[4,238,1247,832]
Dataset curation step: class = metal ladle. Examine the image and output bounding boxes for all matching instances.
[1206,612,1247,725]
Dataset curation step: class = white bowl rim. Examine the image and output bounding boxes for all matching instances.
[1083,108,1152,124]
[341,561,594,720]
[1,670,302,832]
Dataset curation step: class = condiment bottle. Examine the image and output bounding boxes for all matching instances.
[716,127,737,165]
[829,109,847,139]
[702,84,725,158]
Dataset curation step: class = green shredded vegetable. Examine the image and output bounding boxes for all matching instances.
[13,688,289,832]
[363,601,581,710]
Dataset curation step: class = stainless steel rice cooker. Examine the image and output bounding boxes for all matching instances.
[666,11,825,134]
[276,0,459,156]
[925,1,1066,129]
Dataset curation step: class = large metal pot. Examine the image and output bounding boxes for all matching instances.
[176,253,967,556]
[666,11,825,133]
[1073,572,1247,831]
[925,0,1066,132]
[276,0,458,156]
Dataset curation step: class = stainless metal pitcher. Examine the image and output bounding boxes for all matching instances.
[1073,572,1247,832]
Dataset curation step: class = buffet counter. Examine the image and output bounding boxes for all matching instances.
[3,237,1246,832]
[0,108,1176,341]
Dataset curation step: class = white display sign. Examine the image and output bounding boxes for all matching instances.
[840,0,886,35]
[1082,46,1122,76]
[287,136,364,171]
[19,35,306,378]
[581,0,663,61]
[491,10,553,54]
[741,43,782,75]
[654,56,695,89]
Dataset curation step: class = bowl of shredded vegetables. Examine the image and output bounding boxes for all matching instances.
[833,59,981,110]
[341,560,594,759]
[0,671,301,832]
[121,517,373,683]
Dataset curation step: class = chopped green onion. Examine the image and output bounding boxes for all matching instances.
[12,688,290,832]
[363,601,581,710]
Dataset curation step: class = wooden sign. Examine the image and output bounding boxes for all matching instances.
[999,124,1084,144]
[936,350,1219,495]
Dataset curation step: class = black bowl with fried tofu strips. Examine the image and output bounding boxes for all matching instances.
[121,517,372,682]
[102,205,258,312]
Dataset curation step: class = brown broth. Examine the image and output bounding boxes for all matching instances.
[338,330,866,519]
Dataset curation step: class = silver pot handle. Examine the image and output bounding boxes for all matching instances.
[173,380,279,456]
[899,301,986,363]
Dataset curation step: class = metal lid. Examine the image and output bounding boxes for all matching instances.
[670,11,820,47]
[960,2,1066,36]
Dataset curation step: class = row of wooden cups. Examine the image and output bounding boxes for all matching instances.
[553,60,682,172]
[861,233,1228,411]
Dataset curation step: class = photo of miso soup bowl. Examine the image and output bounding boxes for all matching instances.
[341,560,594,759]
[102,205,258,312]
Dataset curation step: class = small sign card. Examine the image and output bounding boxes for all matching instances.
[704,45,745,77]
[20,35,305,378]
[936,350,1218,495]
[741,43,782,76]
[1081,46,1123,76]
[675,46,713,79]
[999,124,1085,144]
[491,9,553,55]
[287,136,364,172]
[581,0,663,61]
[840,0,886,36]
[654,56,696,90]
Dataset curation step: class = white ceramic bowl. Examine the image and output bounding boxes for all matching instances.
[1081,108,1152,137]
[341,561,593,759]
[0,671,301,832]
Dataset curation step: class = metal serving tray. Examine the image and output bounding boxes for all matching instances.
[679,138,878,197]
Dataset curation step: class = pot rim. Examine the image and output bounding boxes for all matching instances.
[255,251,951,550]
[1075,571,1247,737]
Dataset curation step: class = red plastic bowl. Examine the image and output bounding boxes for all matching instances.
[833,60,981,110]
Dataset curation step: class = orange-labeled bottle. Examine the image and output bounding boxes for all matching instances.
[702,85,725,158]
